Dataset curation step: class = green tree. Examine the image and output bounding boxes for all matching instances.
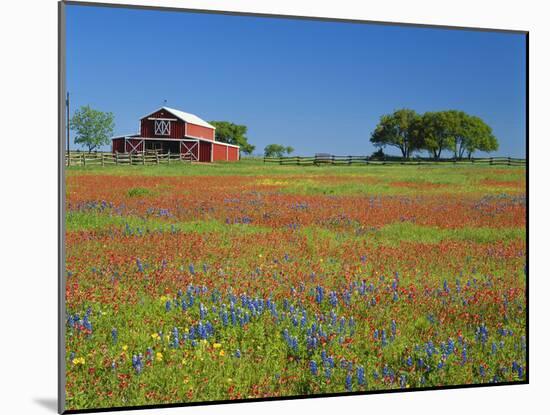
[70,105,115,152]
[370,109,421,159]
[209,121,255,155]
[461,115,498,158]
[264,144,294,158]
[416,111,454,159]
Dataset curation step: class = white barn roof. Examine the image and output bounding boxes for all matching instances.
[143,106,215,130]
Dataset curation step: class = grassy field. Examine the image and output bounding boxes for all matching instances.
[64,160,527,410]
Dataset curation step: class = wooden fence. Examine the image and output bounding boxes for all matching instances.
[65,151,188,167]
[263,155,527,167]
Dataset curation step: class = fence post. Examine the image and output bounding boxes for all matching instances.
[508,157,511,166]
[142,152,145,165]
[490,157,493,165]
[156,153,159,164]
[82,154,86,167]
[101,153,104,167]
[168,150,170,164]
[115,152,118,165]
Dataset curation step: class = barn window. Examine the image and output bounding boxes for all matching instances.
[154,119,170,135]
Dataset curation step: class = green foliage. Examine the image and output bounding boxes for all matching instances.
[370,109,421,159]
[264,144,295,157]
[209,121,255,154]
[372,109,499,159]
[70,105,115,152]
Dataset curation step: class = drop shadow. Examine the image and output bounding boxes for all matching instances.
[34,398,57,413]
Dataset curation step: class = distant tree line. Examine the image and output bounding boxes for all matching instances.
[370,109,498,159]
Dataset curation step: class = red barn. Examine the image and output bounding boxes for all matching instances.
[111,107,240,162]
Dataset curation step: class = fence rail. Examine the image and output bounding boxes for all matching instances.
[263,155,526,167]
[65,151,188,166]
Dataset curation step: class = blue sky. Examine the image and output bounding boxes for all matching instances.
[66,5,526,157]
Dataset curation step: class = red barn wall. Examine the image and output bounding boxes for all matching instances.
[199,141,212,162]
[213,142,228,161]
[186,123,215,141]
[112,138,125,153]
[228,146,239,161]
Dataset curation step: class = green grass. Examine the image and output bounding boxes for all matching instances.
[299,222,525,246]
[66,211,270,235]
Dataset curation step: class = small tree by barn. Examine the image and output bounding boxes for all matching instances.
[71,105,115,152]
[209,121,255,155]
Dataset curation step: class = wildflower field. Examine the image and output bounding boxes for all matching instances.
[64,160,527,410]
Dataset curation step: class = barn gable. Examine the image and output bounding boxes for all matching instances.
[140,107,215,141]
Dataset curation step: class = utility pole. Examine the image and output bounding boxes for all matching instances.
[66,91,70,166]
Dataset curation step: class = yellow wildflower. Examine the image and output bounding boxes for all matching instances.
[213,343,222,349]
[122,345,128,351]
[72,357,85,365]
[151,333,160,341]
[219,350,225,357]
[156,352,163,362]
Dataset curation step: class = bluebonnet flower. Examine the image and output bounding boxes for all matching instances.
[171,327,179,348]
[479,365,486,377]
[381,330,387,347]
[136,259,144,273]
[329,291,338,307]
[199,303,207,320]
[345,373,352,392]
[235,349,241,358]
[111,328,118,344]
[310,360,318,376]
[165,300,171,312]
[132,354,143,374]
[189,264,195,275]
[461,347,467,365]
[315,286,324,304]
[357,366,365,386]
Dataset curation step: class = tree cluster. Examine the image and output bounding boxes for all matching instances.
[370,109,498,159]
[264,144,294,158]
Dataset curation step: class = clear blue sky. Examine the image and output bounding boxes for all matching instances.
[66,4,526,157]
